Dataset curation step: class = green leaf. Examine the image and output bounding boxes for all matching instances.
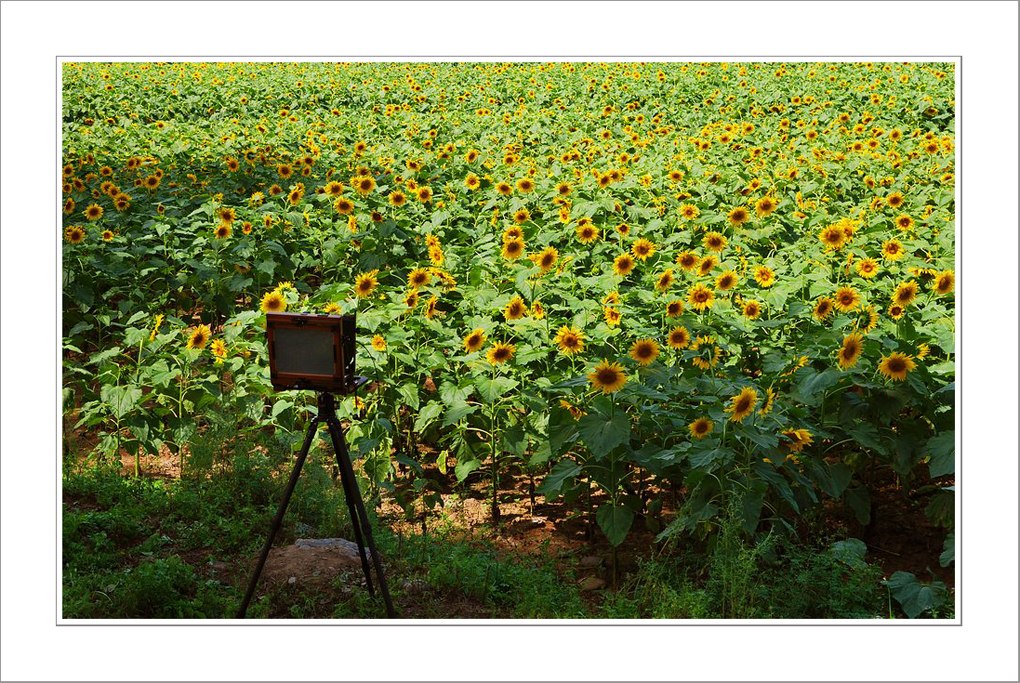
[883,571,947,618]
[847,423,889,456]
[413,401,443,432]
[439,381,471,407]
[271,399,293,418]
[740,482,767,534]
[845,485,871,525]
[475,376,518,404]
[596,502,634,547]
[792,367,841,406]
[830,538,868,569]
[398,382,419,410]
[939,533,954,568]
[100,384,142,420]
[442,402,476,426]
[925,430,955,478]
[577,410,630,459]
[89,346,123,366]
[536,459,581,498]
[454,458,481,482]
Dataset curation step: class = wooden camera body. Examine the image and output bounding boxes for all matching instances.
[266,312,364,393]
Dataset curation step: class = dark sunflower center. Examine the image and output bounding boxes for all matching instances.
[596,368,618,384]
[734,397,752,413]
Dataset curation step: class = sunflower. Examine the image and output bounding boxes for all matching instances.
[688,283,715,311]
[516,178,535,193]
[64,225,86,244]
[495,181,513,196]
[725,387,758,422]
[502,226,523,242]
[404,290,419,309]
[615,222,631,237]
[63,197,76,214]
[388,190,407,207]
[755,195,778,217]
[727,206,750,226]
[613,253,636,277]
[655,269,675,292]
[837,332,865,369]
[715,271,738,291]
[688,417,714,439]
[463,328,486,353]
[428,245,444,266]
[465,149,480,163]
[588,360,628,394]
[324,181,345,196]
[502,238,525,260]
[423,295,441,319]
[666,300,684,317]
[885,191,905,208]
[288,184,305,205]
[277,164,293,179]
[833,286,861,312]
[676,251,700,271]
[416,186,433,203]
[353,271,379,298]
[892,214,914,231]
[407,267,431,290]
[781,429,814,454]
[632,238,656,261]
[576,223,600,244]
[487,342,515,365]
[260,290,286,313]
[813,296,835,320]
[186,324,212,350]
[678,203,700,221]
[84,203,104,221]
[504,295,528,321]
[556,181,572,196]
[703,231,727,252]
[210,338,228,362]
[697,256,718,277]
[532,246,559,274]
[892,281,918,306]
[856,258,880,279]
[881,238,905,261]
[819,225,847,251]
[554,326,584,356]
[333,197,355,215]
[464,173,481,190]
[114,194,131,211]
[101,229,114,242]
[603,307,622,327]
[933,270,955,295]
[629,339,660,366]
[214,223,232,239]
[512,208,531,224]
[667,326,690,349]
[888,303,905,320]
[742,300,762,319]
[690,335,721,370]
[531,301,545,319]
[351,175,376,195]
[877,352,916,381]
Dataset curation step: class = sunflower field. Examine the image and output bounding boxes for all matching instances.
[61,61,956,618]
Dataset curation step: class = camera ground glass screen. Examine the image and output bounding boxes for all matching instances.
[274,327,336,376]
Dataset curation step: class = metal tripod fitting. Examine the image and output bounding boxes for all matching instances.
[236,392,395,618]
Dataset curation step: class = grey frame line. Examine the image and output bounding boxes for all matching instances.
[56,55,962,627]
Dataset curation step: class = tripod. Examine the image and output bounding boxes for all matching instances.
[237,392,395,618]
